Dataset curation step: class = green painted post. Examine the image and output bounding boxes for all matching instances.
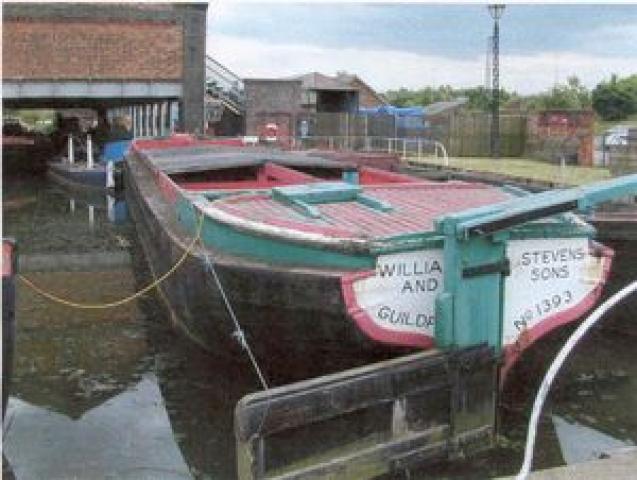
[435,218,506,352]
[433,173,637,353]
[453,235,505,350]
[435,231,457,348]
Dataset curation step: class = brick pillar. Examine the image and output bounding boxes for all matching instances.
[179,3,207,133]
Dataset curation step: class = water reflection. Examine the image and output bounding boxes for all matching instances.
[2,177,262,479]
[142,301,258,479]
[551,414,633,464]
[4,374,191,480]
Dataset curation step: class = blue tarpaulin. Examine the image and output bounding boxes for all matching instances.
[358,105,425,117]
[101,140,131,163]
[359,105,426,132]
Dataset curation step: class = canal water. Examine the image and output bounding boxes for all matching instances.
[3,175,636,479]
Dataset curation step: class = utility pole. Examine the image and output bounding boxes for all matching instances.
[485,35,493,90]
[488,4,505,159]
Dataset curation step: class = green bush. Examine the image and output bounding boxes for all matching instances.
[592,74,637,121]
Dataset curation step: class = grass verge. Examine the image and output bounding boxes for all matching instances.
[407,156,611,186]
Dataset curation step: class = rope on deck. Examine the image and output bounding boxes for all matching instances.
[18,214,205,309]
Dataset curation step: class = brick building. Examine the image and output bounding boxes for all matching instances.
[243,79,303,141]
[243,71,385,139]
[334,72,388,108]
[2,2,207,133]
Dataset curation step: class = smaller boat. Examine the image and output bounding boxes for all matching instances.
[48,138,131,190]
[2,239,17,419]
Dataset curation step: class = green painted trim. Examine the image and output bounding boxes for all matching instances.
[439,174,637,239]
[272,182,361,204]
[176,199,375,270]
[357,193,394,213]
[175,187,595,273]
[506,214,595,239]
[276,197,322,219]
[202,190,267,201]
[499,184,531,197]
[371,233,443,254]
[271,182,394,220]
[436,233,506,352]
[370,214,593,255]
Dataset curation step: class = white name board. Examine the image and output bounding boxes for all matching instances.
[349,238,605,349]
[502,238,604,346]
[352,249,444,339]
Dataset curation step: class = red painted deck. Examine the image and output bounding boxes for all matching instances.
[358,167,421,185]
[136,135,510,239]
[176,164,421,192]
[176,162,320,191]
[210,183,511,239]
[133,135,245,151]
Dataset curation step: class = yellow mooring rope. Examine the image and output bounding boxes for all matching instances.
[18,214,204,310]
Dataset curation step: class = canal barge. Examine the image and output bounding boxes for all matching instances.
[125,135,612,377]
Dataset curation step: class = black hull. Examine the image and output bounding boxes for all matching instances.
[124,158,411,383]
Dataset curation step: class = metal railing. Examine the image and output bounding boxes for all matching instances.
[290,135,449,164]
[193,133,450,165]
[205,55,245,115]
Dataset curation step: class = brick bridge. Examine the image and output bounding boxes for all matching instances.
[2,2,208,135]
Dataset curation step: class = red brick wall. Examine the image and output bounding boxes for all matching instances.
[526,110,594,166]
[3,20,183,80]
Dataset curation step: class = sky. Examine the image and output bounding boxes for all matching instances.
[206,2,637,95]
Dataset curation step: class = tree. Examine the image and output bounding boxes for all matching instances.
[592,74,637,121]
[526,76,591,111]
[384,85,512,111]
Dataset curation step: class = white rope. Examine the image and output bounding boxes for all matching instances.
[516,281,637,480]
[200,247,269,390]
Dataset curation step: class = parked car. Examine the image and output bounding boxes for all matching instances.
[604,126,629,147]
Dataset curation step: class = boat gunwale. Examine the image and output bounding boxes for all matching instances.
[134,145,361,175]
[192,198,379,254]
[131,142,597,258]
[127,149,354,276]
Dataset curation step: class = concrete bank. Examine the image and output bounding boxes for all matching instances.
[497,447,637,479]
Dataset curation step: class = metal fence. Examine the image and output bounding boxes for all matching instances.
[608,128,637,176]
[298,112,527,158]
[292,135,448,164]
